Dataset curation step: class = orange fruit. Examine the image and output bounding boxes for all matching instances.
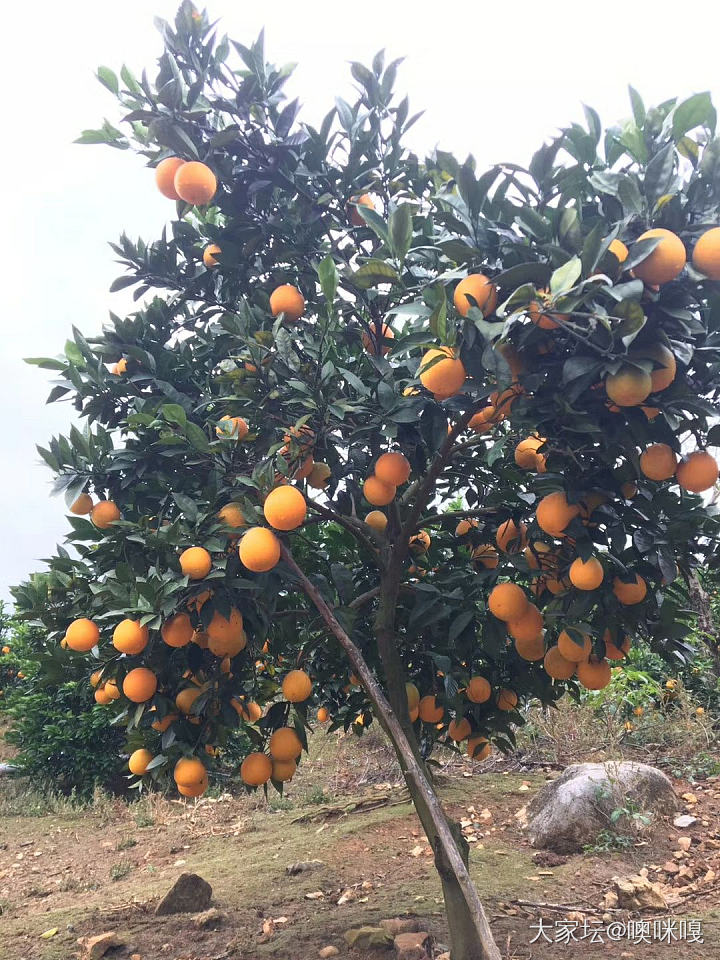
[620,481,638,499]
[496,688,518,711]
[272,758,297,782]
[94,686,112,705]
[207,609,246,657]
[576,656,612,690]
[536,491,580,536]
[161,613,193,648]
[176,686,203,714]
[375,451,411,486]
[409,530,431,555]
[307,462,331,489]
[269,727,302,762]
[317,706,330,723]
[174,161,217,205]
[174,756,207,788]
[676,451,718,493]
[569,557,604,591]
[692,227,720,280]
[629,343,676,392]
[264,486,307,531]
[216,415,249,440]
[65,618,100,652]
[608,238,628,263]
[363,475,396,506]
[469,405,500,433]
[123,667,157,703]
[523,542,557,572]
[640,443,678,481]
[151,712,177,732]
[113,619,149,655]
[514,436,546,470]
[418,347,466,398]
[488,583,528,621]
[91,500,121,529]
[605,366,652,407]
[418,695,444,723]
[349,193,375,226]
[365,510,388,532]
[613,574,647,605]
[496,519,528,553]
[128,748,153,776]
[467,736,491,761]
[282,669,313,702]
[453,274,497,318]
[270,284,305,322]
[239,527,281,572]
[155,156,186,199]
[528,298,560,331]
[203,243,221,268]
[471,544,499,569]
[362,322,394,355]
[448,717,471,741]
[406,682,420,711]
[543,645,576,680]
[217,502,246,528]
[603,630,631,660]
[633,228,686,285]
[180,546,212,579]
[507,603,543,645]
[514,633,545,662]
[178,777,208,798]
[455,518,478,536]
[69,493,93,515]
[240,752,273,786]
[104,679,120,701]
[466,675,491,704]
[557,630,591,663]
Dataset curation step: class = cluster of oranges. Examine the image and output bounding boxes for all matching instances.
[68,493,121,529]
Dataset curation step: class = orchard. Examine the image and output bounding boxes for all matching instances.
[13,4,720,958]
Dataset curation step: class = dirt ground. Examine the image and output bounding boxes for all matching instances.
[1,733,720,960]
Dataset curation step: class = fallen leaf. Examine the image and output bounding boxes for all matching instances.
[40,929,59,940]
[305,891,325,900]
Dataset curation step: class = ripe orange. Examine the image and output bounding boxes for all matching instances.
[557,630,591,663]
[232,698,262,722]
[69,493,94,515]
[269,727,302,761]
[207,609,246,657]
[151,712,177,732]
[576,656,612,690]
[203,244,221,268]
[409,530,431,555]
[605,366,652,407]
[469,405,500,433]
[349,193,374,226]
[375,451,411,486]
[640,443,678,482]
[523,542,557,572]
[241,752,273,786]
[467,736,491,761]
[569,557,604,591]
[507,603,543,644]
[216,415,249,440]
[514,436,546,470]
[536,491,580,536]
[603,630,631,660]
[629,343,676,392]
[418,695,444,723]
[65,618,100,652]
[264,486,307,531]
[496,688,518,711]
[282,669,313,702]
[620,481,638,499]
[174,756,207,789]
[176,686,203,715]
[692,226,720,280]
[155,157,186,199]
[239,527,281,572]
[317,706,330,723]
[307,462,331,489]
[128,749,153,776]
[272,758,297,782]
[488,583,528,621]
[496,519,528,553]
[471,544,499,569]
[217,502,246,528]
[363,475,396,506]
[270,284,305,322]
[161,613,193,648]
[104,679,120,701]
[406,682,420,711]
[362,322,395,355]
[453,274,497,318]
[633,228,686,285]
[174,161,217,205]
[113,619,149,655]
[91,500,121,529]
[178,777,208,798]
[613,574,647,605]
[608,238,628,263]
[448,717,471,741]
[543,645,576,680]
[94,686,112,705]
[123,667,157,703]
[676,451,719,493]
[527,294,561,330]
[466,675,491,704]
[365,510,388,532]
[418,347,466,398]
[180,546,212,579]
[455,518,478,536]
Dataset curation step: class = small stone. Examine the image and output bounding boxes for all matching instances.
[677,836,692,851]
[287,859,324,875]
[318,948,340,958]
[155,873,212,915]
[436,953,451,960]
[131,955,142,960]
[77,932,122,959]
[344,925,394,950]
[380,918,424,936]
[393,930,432,960]
[673,814,697,828]
[193,907,225,929]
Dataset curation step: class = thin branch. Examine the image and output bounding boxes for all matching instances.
[306,496,384,557]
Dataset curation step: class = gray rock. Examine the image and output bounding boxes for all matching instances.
[393,931,432,960]
[673,814,697,828]
[155,873,212,915]
[344,925,394,950]
[318,948,340,958]
[527,761,678,853]
[286,859,324,875]
[380,917,425,936]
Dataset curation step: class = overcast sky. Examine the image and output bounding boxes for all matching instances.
[2,0,719,602]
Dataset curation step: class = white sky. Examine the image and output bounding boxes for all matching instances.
[2,0,719,602]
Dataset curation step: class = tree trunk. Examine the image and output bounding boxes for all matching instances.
[687,571,720,679]
[281,545,502,960]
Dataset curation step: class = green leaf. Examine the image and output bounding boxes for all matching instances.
[389,204,413,261]
[429,297,448,344]
[97,66,119,95]
[671,92,716,141]
[350,260,400,289]
[316,255,338,307]
[550,256,582,295]
[493,262,551,293]
[644,143,675,205]
[628,86,646,127]
[184,422,210,452]
[356,205,391,245]
[172,493,198,523]
[161,404,187,427]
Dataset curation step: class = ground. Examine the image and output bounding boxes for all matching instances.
[2,728,720,960]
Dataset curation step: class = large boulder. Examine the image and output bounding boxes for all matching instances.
[155,873,212,915]
[527,761,678,853]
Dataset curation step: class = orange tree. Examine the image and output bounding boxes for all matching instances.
[13,5,720,957]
